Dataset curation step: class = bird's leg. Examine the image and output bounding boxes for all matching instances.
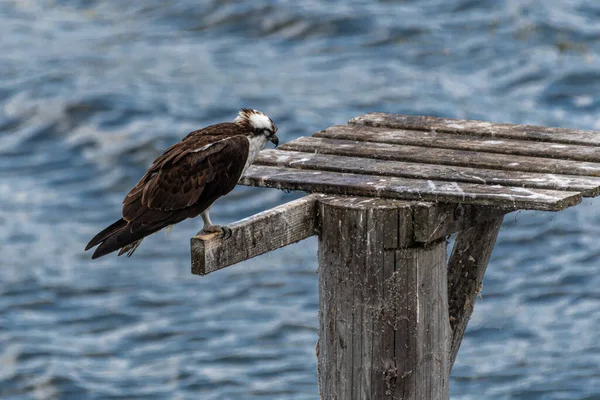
[195,208,232,239]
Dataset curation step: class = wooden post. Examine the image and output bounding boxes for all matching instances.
[317,197,450,400]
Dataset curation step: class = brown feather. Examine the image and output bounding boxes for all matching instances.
[87,122,252,258]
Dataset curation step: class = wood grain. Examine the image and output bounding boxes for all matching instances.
[190,194,320,275]
[280,136,600,177]
[241,165,582,211]
[255,149,600,196]
[350,113,600,147]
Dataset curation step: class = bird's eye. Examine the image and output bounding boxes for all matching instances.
[263,128,272,136]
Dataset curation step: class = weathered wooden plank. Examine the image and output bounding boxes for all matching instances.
[280,136,600,177]
[241,165,582,211]
[413,202,509,244]
[316,124,600,163]
[190,194,320,275]
[255,149,600,196]
[447,217,504,369]
[317,198,450,399]
[350,113,600,147]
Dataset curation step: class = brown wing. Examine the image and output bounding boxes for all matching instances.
[86,123,251,259]
[122,133,249,224]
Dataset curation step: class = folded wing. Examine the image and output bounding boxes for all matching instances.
[87,132,249,258]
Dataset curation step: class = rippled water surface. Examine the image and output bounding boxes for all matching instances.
[2,1,600,399]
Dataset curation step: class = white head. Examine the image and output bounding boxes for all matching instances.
[234,108,279,147]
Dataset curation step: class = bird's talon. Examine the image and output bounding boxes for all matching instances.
[196,225,232,240]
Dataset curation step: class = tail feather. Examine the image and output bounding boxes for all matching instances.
[85,219,127,251]
[90,221,166,259]
[117,239,144,257]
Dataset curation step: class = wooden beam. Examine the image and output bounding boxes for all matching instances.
[280,136,600,177]
[255,149,600,196]
[188,194,505,275]
[241,165,582,211]
[317,197,450,399]
[413,202,509,243]
[190,194,320,275]
[316,124,600,163]
[350,112,600,147]
[447,217,504,369]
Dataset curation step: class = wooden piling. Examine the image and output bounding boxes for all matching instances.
[316,197,450,400]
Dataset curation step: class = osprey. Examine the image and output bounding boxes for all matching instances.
[85,108,279,259]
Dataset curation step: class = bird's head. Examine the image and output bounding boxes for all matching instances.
[234,108,279,147]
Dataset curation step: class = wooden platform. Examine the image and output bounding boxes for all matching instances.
[240,113,600,211]
[191,113,600,399]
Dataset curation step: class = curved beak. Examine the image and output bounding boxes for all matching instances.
[269,135,279,148]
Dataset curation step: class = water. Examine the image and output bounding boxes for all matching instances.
[1,1,600,398]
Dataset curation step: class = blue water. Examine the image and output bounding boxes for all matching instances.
[1,1,600,398]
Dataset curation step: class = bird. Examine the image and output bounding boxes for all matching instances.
[85,108,279,259]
